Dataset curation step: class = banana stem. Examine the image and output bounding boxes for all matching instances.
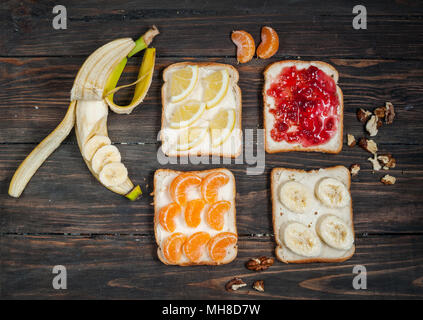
[127,25,159,58]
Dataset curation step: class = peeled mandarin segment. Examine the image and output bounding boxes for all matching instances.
[158,202,182,232]
[183,232,211,263]
[208,232,238,262]
[201,172,230,204]
[170,173,202,207]
[206,200,231,231]
[231,30,255,64]
[163,233,186,264]
[257,26,279,59]
[185,199,205,228]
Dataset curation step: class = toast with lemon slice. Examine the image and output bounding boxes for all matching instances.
[271,166,355,263]
[161,62,242,158]
[153,168,238,266]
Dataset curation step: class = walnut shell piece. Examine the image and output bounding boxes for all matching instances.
[385,102,395,124]
[368,154,382,171]
[225,278,247,292]
[245,256,274,271]
[357,108,372,123]
[347,134,356,147]
[378,154,396,170]
[359,138,378,154]
[381,174,396,185]
[350,164,361,176]
[366,115,379,136]
[253,280,265,292]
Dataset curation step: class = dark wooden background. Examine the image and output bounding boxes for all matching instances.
[1,0,422,299]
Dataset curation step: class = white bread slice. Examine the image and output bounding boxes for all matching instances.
[161,62,242,158]
[271,166,355,263]
[154,168,238,266]
[263,60,343,154]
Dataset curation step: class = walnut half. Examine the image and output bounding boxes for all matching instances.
[378,154,396,170]
[245,256,274,272]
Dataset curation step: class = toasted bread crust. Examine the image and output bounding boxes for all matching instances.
[263,60,343,154]
[153,168,238,266]
[271,166,355,263]
[160,62,242,158]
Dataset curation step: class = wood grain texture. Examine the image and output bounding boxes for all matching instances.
[1,0,422,58]
[1,234,422,299]
[1,143,422,234]
[1,0,422,300]
[0,57,422,144]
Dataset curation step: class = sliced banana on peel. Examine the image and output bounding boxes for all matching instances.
[317,215,354,250]
[91,145,121,174]
[83,135,111,161]
[279,181,313,214]
[8,27,159,200]
[281,222,321,257]
[99,162,128,187]
[315,177,350,208]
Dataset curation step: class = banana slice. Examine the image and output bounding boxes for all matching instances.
[99,162,128,187]
[91,145,121,174]
[315,178,350,208]
[281,222,321,257]
[83,135,111,161]
[279,181,313,214]
[317,215,354,250]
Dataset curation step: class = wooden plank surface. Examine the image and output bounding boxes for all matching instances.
[1,0,422,300]
[0,57,422,144]
[1,234,422,299]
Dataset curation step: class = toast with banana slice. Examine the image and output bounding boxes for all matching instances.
[154,168,238,266]
[271,166,355,263]
[160,62,242,158]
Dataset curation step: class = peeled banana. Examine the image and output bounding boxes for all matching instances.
[8,27,159,200]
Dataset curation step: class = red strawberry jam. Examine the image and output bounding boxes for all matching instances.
[267,65,340,147]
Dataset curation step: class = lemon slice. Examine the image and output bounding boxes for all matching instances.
[209,109,236,147]
[170,65,199,102]
[176,126,208,151]
[169,100,206,129]
[203,69,230,108]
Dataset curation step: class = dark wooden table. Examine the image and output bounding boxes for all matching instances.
[1,0,422,299]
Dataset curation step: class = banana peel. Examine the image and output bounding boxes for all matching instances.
[8,26,158,199]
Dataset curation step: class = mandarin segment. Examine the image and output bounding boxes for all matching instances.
[201,171,230,203]
[185,199,205,228]
[206,200,231,231]
[208,232,238,262]
[183,232,211,263]
[170,173,202,207]
[158,202,182,232]
[163,233,187,264]
[257,26,279,59]
[231,30,255,64]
